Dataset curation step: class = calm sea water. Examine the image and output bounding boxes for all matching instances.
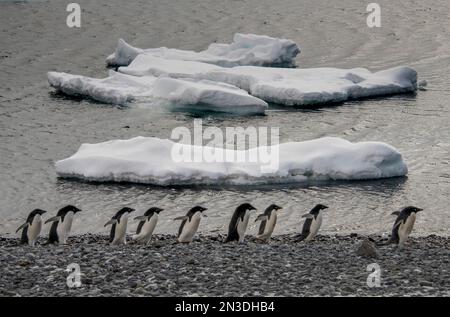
[0,0,449,237]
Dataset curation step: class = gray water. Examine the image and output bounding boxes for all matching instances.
[0,0,449,237]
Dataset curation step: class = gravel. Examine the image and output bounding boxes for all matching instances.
[0,234,448,297]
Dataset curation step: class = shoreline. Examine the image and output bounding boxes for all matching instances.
[0,234,448,297]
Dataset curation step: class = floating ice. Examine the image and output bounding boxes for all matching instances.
[55,136,408,186]
[119,56,417,106]
[106,33,300,67]
[47,71,268,114]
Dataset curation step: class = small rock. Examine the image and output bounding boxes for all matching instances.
[356,239,379,258]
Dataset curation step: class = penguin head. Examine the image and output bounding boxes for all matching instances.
[267,204,282,212]
[59,205,82,214]
[402,206,423,214]
[31,209,47,216]
[189,206,207,214]
[312,204,329,213]
[237,203,257,213]
[116,207,135,217]
[145,207,164,215]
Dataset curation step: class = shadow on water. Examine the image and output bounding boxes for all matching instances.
[55,176,408,196]
[267,91,418,113]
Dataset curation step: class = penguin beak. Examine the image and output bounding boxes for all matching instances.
[416,208,423,212]
[323,206,329,210]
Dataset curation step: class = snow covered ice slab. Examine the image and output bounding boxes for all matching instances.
[55,137,408,186]
[119,56,417,106]
[106,33,300,67]
[47,71,268,114]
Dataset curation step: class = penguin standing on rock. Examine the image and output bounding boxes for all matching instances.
[225,203,257,243]
[45,205,81,244]
[16,209,47,246]
[104,207,134,245]
[175,206,207,243]
[295,204,328,242]
[387,206,423,248]
[132,207,163,244]
[255,204,282,242]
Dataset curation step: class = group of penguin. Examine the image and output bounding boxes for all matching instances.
[16,203,423,249]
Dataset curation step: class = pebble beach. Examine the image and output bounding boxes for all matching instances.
[0,234,448,297]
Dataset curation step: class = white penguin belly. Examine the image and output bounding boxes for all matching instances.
[59,212,74,244]
[136,215,158,243]
[237,212,251,242]
[28,215,42,246]
[112,215,129,245]
[306,213,322,241]
[399,213,416,245]
[178,212,201,243]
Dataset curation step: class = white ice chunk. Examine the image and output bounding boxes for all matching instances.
[47,71,267,114]
[106,33,300,67]
[48,71,155,104]
[55,136,408,186]
[118,56,417,106]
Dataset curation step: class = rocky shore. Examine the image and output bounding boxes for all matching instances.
[0,234,448,297]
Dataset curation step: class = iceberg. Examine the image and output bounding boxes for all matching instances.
[119,55,417,106]
[106,33,300,67]
[55,136,408,186]
[47,71,268,115]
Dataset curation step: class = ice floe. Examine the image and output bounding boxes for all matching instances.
[106,33,300,67]
[47,71,267,114]
[55,136,408,186]
[119,56,417,106]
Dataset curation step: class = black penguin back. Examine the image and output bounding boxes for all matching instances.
[109,223,116,243]
[178,219,187,238]
[20,227,28,244]
[48,221,59,244]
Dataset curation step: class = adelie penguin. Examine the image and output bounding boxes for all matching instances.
[387,206,423,248]
[295,204,329,242]
[45,205,81,244]
[255,204,282,242]
[224,203,257,243]
[16,209,47,246]
[175,206,207,243]
[104,207,134,245]
[132,207,163,244]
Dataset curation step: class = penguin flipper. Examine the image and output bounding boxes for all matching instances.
[134,216,147,221]
[301,213,314,219]
[174,216,188,221]
[16,222,29,233]
[45,216,61,224]
[255,214,268,222]
[104,219,118,227]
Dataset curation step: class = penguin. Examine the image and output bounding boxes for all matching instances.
[388,206,423,248]
[45,205,81,244]
[295,204,328,242]
[132,207,164,244]
[224,203,257,243]
[175,206,207,243]
[255,204,282,242]
[16,209,47,246]
[104,207,134,245]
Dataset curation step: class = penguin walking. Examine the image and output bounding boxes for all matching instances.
[224,203,257,243]
[255,204,282,242]
[132,207,163,244]
[175,206,207,243]
[45,205,81,244]
[387,206,423,248]
[295,204,328,242]
[104,207,134,245]
[16,209,47,246]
